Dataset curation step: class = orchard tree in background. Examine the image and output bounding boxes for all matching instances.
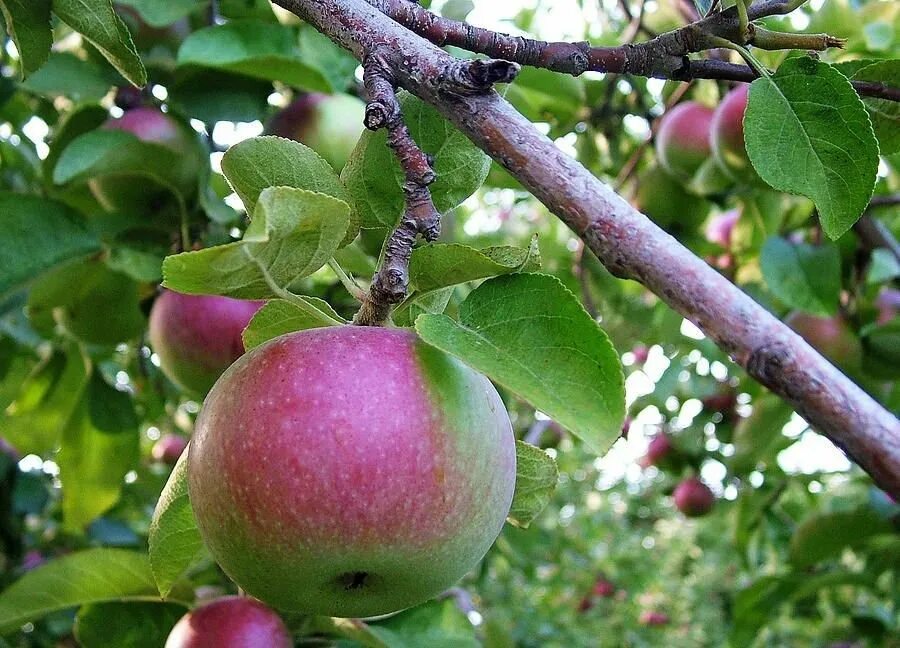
[0,0,898,646]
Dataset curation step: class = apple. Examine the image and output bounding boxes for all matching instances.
[152,434,189,466]
[705,209,740,250]
[711,85,753,179]
[673,477,715,517]
[655,101,715,180]
[645,433,675,467]
[701,389,738,418]
[593,577,616,598]
[639,610,670,626]
[89,107,202,215]
[784,311,862,369]
[577,596,593,613]
[633,165,709,230]
[188,326,517,618]
[268,93,366,171]
[148,291,264,395]
[632,345,649,365]
[164,596,291,648]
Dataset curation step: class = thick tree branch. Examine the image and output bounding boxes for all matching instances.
[364,0,898,102]
[272,0,900,498]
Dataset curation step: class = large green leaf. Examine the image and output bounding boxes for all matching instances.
[58,373,140,531]
[760,237,841,316]
[0,549,164,633]
[408,239,541,294]
[149,451,204,598]
[0,193,100,298]
[115,0,202,26]
[416,273,625,454]
[52,0,147,86]
[790,509,893,568]
[163,187,351,298]
[242,297,344,350]
[22,52,113,101]
[0,0,52,77]
[745,57,879,239]
[2,346,90,456]
[75,601,186,648]
[851,59,900,156]
[507,441,558,529]
[341,92,491,231]
[220,135,358,244]
[177,21,331,91]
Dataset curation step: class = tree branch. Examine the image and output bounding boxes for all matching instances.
[271,0,900,498]
[364,0,899,102]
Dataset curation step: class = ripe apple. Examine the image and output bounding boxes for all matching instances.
[188,326,517,618]
[164,596,291,648]
[645,433,676,467]
[673,477,715,517]
[655,101,715,180]
[639,610,670,626]
[784,311,862,369]
[705,209,740,250]
[711,85,754,179]
[89,106,202,215]
[633,166,709,230]
[268,93,366,171]
[148,291,264,395]
[151,434,189,466]
[701,389,738,418]
[593,577,616,598]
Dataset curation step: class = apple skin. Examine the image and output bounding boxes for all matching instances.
[90,107,201,214]
[151,434,189,466]
[633,166,709,230]
[268,93,366,171]
[592,578,616,598]
[639,610,670,626]
[645,434,675,467]
[148,291,264,395]
[655,101,715,180]
[705,209,740,250]
[784,311,862,369]
[188,326,517,618]
[711,85,752,178]
[673,477,715,517]
[164,596,291,648]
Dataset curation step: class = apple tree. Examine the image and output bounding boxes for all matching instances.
[0,0,898,645]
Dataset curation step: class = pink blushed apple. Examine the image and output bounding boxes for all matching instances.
[655,101,715,180]
[673,477,715,517]
[188,326,517,618]
[164,596,291,648]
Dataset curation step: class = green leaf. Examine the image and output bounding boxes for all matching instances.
[163,187,351,299]
[507,441,558,529]
[0,549,162,633]
[866,248,900,285]
[52,0,147,87]
[2,346,90,456]
[0,193,100,298]
[21,52,113,101]
[75,601,186,648]
[53,129,195,200]
[297,25,359,93]
[790,509,893,569]
[0,0,52,77]
[862,318,900,379]
[58,373,140,531]
[242,297,344,350]
[745,57,879,239]
[730,394,794,476]
[177,21,331,91]
[221,135,359,245]
[114,0,202,27]
[505,66,586,125]
[341,92,491,231]
[416,273,625,454]
[851,59,900,156]
[760,237,841,316]
[409,239,542,294]
[149,450,204,598]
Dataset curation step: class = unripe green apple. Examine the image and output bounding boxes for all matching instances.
[268,93,366,171]
[148,290,264,395]
[164,596,291,648]
[89,107,201,215]
[188,326,517,618]
[784,311,862,369]
[711,85,753,179]
[655,101,715,180]
[633,165,710,229]
[673,477,715,517]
